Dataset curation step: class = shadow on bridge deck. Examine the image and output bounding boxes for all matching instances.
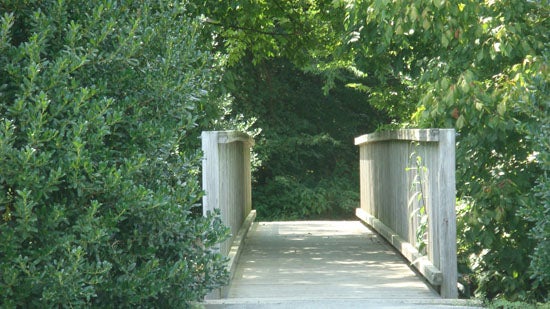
[202,221,481,308]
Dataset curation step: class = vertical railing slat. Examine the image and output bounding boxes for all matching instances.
[355,129,457,298]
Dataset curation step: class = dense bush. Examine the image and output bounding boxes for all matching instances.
[0,0,229,306]
[225,58,388,220]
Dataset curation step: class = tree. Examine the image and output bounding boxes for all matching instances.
[190,0,344,66]
[0,0,229,306]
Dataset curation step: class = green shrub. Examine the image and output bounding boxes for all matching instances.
[519,98,550,302]
[487,298,549,309]
[0,0,228,306]
[254,172,359,220]
[450,53,549,302]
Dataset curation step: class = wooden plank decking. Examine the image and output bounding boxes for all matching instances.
[227,221,439,300]
[203,221,481,308]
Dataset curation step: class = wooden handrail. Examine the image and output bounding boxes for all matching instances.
[201,131,254,256]
[355,129,457,298]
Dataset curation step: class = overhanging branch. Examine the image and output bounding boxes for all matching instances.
[203,17,298,37]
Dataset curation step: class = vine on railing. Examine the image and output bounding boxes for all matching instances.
[407,145,428,256]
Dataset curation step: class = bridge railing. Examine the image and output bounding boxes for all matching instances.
[355,129,457,298]
[201,131,256,295]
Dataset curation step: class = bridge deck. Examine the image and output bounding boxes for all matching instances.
[227,221,440,301]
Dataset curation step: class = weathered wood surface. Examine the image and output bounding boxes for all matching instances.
[226,221,440,300]
[202,131,254,256]
[354,129,457,298]
[356,208,442,286]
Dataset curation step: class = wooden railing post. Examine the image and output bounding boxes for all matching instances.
[355,129,458,298]
[433,129,457,298]
[201,131,254,256]
[201,131,256,299]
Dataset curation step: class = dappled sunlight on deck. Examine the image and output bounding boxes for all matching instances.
[227,221,440,300]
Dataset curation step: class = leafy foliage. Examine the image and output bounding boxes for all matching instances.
[407,150,429,255]
[0,0,229,306]
[189,0,344,67]
[225,58,388,220]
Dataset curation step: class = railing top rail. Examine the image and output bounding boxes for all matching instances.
[354,128,455,146]
[204,130,255,146]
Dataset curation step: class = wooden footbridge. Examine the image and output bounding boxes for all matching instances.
[199,130,479,308]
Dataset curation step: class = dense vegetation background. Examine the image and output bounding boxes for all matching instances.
[226,57,390,219]
[1,0,548,306]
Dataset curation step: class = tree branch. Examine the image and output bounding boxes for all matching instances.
[203,17,298,37]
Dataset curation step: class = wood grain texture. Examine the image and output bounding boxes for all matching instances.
[355,129,440,146]
[355,129,458,298]
[227,221,441,300]
[356,208,443,286]
[202,131,254,256]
